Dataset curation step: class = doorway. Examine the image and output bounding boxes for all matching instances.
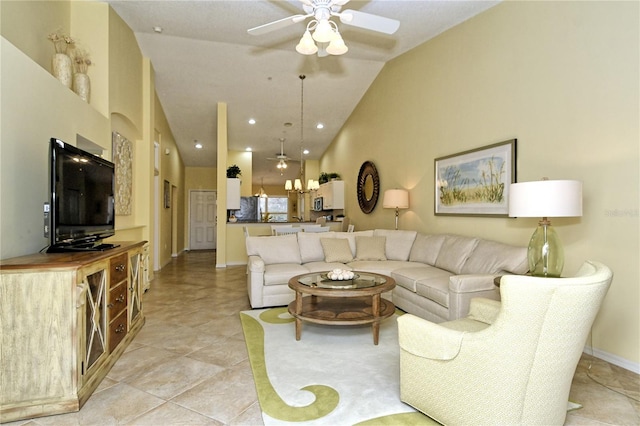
[189,190,217,250]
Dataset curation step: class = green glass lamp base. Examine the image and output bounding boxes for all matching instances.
[527,221,564,277]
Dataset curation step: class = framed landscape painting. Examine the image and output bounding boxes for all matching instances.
[434,139,516,216]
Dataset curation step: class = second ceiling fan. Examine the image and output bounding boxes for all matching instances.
[248,0,400,56]
[267,138,299,174]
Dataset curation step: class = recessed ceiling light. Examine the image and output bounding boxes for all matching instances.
[284,122,293,127]
[245,147,252,152]
[316,123,324,129]
[195,143,203,149]
[152,26,163,33]
[248,118,256,125]
[303,149,310,155]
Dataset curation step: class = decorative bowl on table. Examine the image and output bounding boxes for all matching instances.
[322,269,359,281]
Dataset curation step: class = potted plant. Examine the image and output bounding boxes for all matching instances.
[319,172,341,184]
[227,164,241,178]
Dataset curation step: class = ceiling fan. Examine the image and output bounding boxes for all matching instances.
[248,0,400,56]
[267,138,299,174]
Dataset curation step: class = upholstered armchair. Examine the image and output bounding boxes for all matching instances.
[398,260,613,425]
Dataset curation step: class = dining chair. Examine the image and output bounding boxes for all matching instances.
[270,224,293,235]
[274,227,302,236]
[302,226,330,233]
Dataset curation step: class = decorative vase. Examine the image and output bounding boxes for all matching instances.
[52,53,73,88]
[73,73,91,103]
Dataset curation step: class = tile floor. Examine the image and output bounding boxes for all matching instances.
[6,250,640,425]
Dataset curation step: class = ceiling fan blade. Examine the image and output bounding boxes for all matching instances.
[339,9,400,35]
[248,14,307,36]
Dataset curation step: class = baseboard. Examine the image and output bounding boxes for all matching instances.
[583,345,640,374]
[227,261,248,266]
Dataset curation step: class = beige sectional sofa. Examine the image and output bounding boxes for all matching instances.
[245,229,528,322]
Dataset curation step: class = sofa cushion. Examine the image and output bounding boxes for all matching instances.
[298,231,336,263]
[409,234,446,265]
[303,262,354,273]
[355,236,387,261]
[415,272,453,308]
[461,239,528,275]
[333,230,374,256]
[392,265,448,293]
[373,229,418,261]
[246,235,302,265]
[434,235,479,274]
[320,238,354,263]
[263,263,309,285]
[348,260,418,277]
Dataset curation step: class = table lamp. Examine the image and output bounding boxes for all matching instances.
[509,179,582,277]
[383,189,409,230]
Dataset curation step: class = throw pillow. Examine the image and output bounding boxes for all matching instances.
[320,238,354,263]
[245,234,302,265]
[373,229,417,261]
[355,236,387,261]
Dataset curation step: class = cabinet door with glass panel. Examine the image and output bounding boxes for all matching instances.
[77,260,109,386]
[128,248,144,327]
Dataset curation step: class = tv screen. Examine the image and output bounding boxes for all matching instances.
[48,138,116,252]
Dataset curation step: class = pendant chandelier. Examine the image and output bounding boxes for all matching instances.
[285,75,319,193]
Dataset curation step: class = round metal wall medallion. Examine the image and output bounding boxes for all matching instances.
[357,161,380,214]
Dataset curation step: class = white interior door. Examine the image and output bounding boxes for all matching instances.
[190,190,217,250]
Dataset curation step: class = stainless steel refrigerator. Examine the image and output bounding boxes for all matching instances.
[233,196,261,222]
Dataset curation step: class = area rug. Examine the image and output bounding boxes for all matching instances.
[240,307,438,425]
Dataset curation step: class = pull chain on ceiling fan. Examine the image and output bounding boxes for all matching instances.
[248,0,400,57]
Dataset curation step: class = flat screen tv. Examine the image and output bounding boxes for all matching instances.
[48,138,117,252]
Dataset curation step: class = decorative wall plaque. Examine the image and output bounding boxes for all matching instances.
[112,132,133,215]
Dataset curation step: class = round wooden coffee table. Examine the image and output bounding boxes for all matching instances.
[287,271,396,345]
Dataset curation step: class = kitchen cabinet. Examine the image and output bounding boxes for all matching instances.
[317,180,344,210]
[227,178,241,210]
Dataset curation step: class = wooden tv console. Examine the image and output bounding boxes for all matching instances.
[0,241,147,423]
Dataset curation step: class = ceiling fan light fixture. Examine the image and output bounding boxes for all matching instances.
[326,32,348,55]
[312,19,334,43]
[316,42,329,57]
[296,30,318,55]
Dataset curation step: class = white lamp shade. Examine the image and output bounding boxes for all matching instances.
[285,180,292,191]
[294,179,303,191]
[312,19,334,43]
[326,37,348,55]
[296,30,318,55]
[509,180,582,218]
[383,189,409,209]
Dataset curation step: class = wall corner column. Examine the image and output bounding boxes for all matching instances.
[216,102,228,268]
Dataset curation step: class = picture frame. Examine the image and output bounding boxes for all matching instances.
[434,139,516,217]
[164,180,171,209]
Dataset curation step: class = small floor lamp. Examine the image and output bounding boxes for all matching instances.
[383,189,409,230]
[509,179,582,277]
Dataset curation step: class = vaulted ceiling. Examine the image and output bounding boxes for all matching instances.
[106,0,498,185]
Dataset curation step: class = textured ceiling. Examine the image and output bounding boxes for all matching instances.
[106,0,498,186]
